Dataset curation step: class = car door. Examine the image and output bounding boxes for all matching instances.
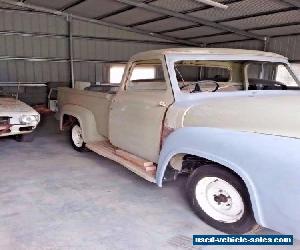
[109,59,174,163]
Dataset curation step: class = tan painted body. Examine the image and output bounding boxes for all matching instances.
[183,93,300,139]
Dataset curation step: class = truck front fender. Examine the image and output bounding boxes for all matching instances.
[156,127,300,238]
[60,104,105,143]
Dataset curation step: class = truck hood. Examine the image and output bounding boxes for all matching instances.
[183,92,300,139]
[0,98,35,115]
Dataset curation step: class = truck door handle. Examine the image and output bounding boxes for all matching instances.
[158,101,167,107]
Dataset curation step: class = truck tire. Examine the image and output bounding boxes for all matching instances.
[15,133,35,142]
[70,123,86,152]
[186,164,260,234]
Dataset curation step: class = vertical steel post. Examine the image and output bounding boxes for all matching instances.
[263,37,269,52]
[68,15,75,88]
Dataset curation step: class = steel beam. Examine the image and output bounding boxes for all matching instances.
[128,0,243,27]
[114,0,265,41]
[0,0,203,47]
[0,27,179,45]
[0,55,126,63]
[193,0,228,9]
[67,15,75,88]
[279,0,300,8]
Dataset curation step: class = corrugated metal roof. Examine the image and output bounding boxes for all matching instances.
[9,0,300,45]
[192,33,247,43]
[150,0,203,12]
[222,9,300,30]
[26,0,78,10]
[252,24,300,37]
[103,8,161,26]
[189,0,290,22]
[164,26,224,38]
[135,17,194,32]
[64,0,127,18]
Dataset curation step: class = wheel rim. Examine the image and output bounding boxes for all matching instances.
[72,125,84,148]
[195,177,244,223]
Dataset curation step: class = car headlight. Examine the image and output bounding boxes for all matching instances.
[19,115,40,125]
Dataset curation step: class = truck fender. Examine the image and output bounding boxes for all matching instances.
[60,104,104,143]
[156,127,265,225]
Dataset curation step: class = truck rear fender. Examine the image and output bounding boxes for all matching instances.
[60,104,105,142]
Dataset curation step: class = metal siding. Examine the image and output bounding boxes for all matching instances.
[72,19,168,42]
[209,40,264,51]
[0,62,9,81]
[210,36,300,60]
[269,35,300,61]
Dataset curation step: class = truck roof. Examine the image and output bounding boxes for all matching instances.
[131,48,287,61]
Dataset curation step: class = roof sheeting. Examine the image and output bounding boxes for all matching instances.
[8,0,300,44]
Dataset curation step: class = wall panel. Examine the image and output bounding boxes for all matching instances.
[0,8,175,93]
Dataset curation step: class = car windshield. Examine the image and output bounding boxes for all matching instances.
[174,60,300,93]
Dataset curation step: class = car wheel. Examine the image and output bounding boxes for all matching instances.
[15,133,35,142]
[70,123,86,152]
[186,164,260,234]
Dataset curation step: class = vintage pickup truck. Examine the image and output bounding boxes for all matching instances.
[58,48,300,238]
[0,97,40,141]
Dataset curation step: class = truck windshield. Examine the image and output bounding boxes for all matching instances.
[174,60,300,93]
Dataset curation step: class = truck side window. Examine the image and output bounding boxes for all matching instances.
[127,61,166,91]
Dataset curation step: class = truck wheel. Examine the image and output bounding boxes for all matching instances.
[70,123,85,152]
[15,133,35,142]
[186,165,260,234]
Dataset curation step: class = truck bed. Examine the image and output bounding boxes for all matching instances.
[58,87,115,138]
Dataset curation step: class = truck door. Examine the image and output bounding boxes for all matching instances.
[109,59,174,163]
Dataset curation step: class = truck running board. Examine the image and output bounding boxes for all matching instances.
[86,141,157,183]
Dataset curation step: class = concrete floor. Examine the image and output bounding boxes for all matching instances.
[0,116,299,250]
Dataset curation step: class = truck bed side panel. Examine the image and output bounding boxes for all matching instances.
[58,87,114,138]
